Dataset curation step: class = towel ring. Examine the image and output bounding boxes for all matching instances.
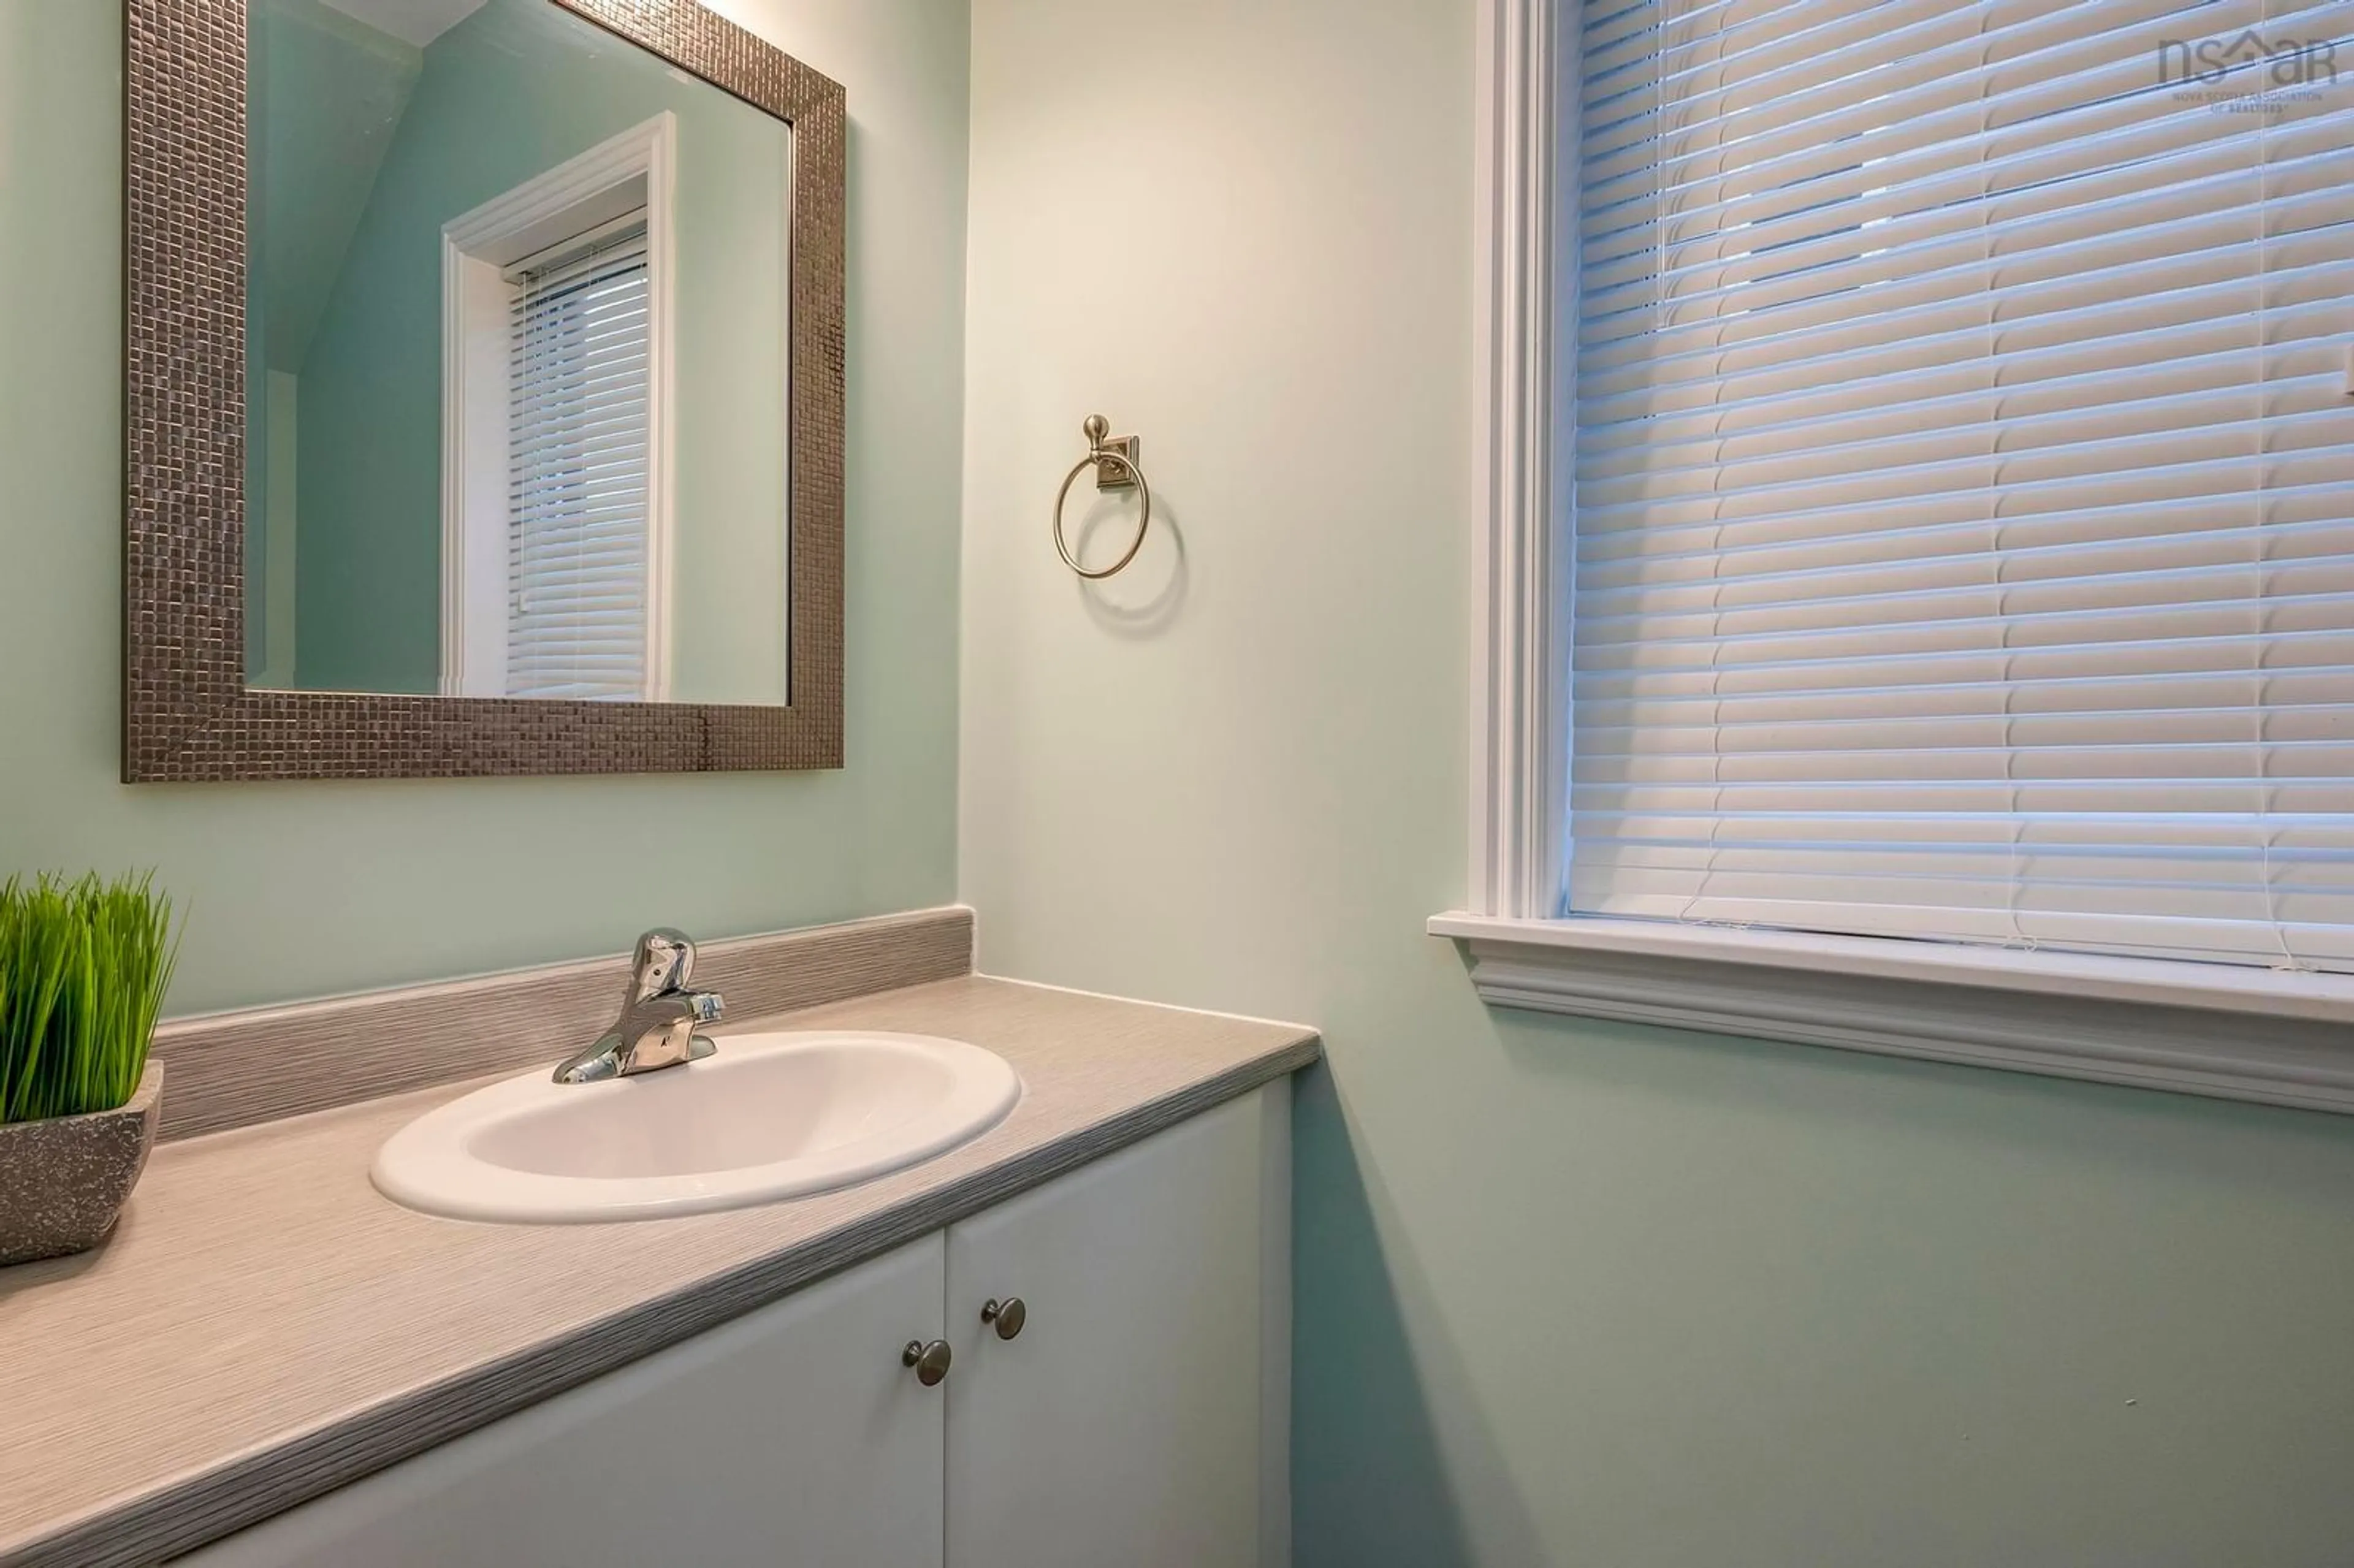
[1052,414,1153,580]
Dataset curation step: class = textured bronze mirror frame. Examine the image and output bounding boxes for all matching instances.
[123,0,844,781]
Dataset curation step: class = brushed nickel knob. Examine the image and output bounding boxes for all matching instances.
[902,1338,951,1386]
[980,1296,1027,1340]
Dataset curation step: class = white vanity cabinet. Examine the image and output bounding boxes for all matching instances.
[944,1085,1288,1568]
[176,1236,950,1567]
[176,1084,1289,1567]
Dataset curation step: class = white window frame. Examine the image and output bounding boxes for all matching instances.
[439,112,677,700]
[1436,0,2354,1117]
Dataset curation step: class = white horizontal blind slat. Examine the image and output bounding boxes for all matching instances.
[1567,0,2354,973]
[506,222,652,701]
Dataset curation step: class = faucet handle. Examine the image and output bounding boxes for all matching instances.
[628,927,697,1000]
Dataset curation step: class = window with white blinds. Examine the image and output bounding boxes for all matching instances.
[505,219,653,701]
[1568,0,2354,972]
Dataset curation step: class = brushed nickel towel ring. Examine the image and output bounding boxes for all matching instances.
[1053,414,1153,580]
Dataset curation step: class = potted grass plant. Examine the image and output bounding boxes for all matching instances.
[0,872,180,1266]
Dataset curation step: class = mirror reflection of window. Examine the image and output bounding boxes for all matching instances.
[438,115,676,702]
[242,0,792,706]
[504,218,656,701]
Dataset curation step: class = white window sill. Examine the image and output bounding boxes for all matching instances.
[1426,913,2354,1116]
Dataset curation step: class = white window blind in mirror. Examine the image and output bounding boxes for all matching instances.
[506,221,653,701]
[1569,0,2354,970]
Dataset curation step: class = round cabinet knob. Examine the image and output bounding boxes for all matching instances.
[902,1338,951,1386]
[980,1296,1027,1341]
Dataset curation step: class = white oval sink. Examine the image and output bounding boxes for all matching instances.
[372,1031,1021,1224]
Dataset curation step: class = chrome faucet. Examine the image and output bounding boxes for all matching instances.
[552,928,726,1084]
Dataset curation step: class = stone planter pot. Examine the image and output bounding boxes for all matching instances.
[0,1061,163,1266]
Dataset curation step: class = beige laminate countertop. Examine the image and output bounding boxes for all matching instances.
[0,976,1319,1568]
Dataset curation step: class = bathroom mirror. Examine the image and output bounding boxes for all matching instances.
[124,0,844,780]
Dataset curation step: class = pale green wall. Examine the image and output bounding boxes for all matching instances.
[249,0,421,377]
[0,0,969,1014]
[259,371,301,687]
[243,0,422,677]
[291,0,792,697]
[956,1,2354,1562]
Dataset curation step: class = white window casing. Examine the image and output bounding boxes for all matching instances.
[504,221,654,700]
[1442,0,2354,1114]
[440,113,677,701]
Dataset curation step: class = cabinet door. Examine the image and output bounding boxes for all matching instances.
[179,1236,948,1568]
[945,1083,1289,1568]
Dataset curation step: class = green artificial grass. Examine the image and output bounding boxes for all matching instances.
[0,872,181,1124]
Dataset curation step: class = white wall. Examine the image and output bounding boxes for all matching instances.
[959,1,2354,1562]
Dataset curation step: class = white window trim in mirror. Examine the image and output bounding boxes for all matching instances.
[439,112,679,701]
[1436,0,2354,1117]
